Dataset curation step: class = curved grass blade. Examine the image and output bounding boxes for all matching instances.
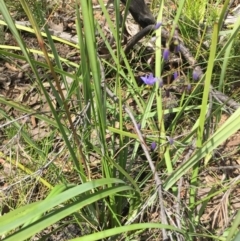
[0,178,126,235]
[3,185,132,241]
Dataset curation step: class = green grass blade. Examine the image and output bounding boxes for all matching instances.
[164,106,240,190]
[3,185,133,241]
[227,210,240,241]
[70,223,185,241]
[0,178,126,235]
[197,22,218,147]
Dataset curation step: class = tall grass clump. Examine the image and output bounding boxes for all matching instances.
[0,0,240,240]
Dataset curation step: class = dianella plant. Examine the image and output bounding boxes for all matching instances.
[0,0,240,240]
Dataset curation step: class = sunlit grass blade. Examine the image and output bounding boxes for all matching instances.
[0,46,79,68]
[227,210,240,241]
[70,223,185,241]
[197,22,218,147]
[4,185,132,241]
[164,106,240,190]
[22,184,76,227]
[0,19,79,47]
[0,179,127,235]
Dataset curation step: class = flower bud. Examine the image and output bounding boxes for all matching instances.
[163,48,170,61]
[151,142,157,150]
[154,22,162,30]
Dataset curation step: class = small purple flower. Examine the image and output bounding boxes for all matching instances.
[137,123,141,130]
[140,73,157,85]
[154,22,162,30]
[192,67,202,81]
[173,72,178,80]
[163,48,170,61]
[151,142,157,150]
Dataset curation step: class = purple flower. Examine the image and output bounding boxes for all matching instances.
[163,48,170,61]
[154,22,162,30]
[137,123,141,130]
[151,142,157,150]
[173,72,178,80]
[140,73,157,85]
[192,67,202,81]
